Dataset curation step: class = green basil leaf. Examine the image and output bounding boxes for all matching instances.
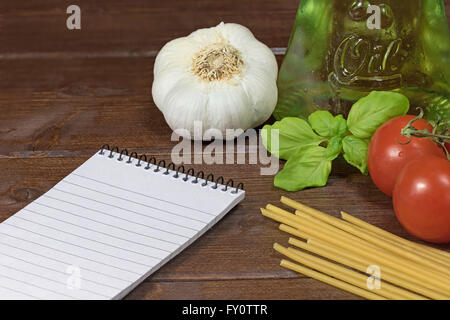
[332,114,348,137]
[342,135,369,175]
[274,146,332,191]
[308,111,347,138]
[308,111,334,137]
[261,117,325,160]
[347,91,409,139]
[325,136,343,160]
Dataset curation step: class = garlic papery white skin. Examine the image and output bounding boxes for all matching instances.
[152,22,278,140]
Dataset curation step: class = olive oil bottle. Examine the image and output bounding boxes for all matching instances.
[275,0,450,123]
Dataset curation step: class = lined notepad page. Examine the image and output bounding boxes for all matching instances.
[0,150,245,300]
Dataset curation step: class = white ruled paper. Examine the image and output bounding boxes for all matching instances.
[0,149,245,300]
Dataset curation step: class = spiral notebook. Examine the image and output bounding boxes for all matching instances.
[0,145,245,300]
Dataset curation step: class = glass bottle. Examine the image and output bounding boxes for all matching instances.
[274,0,450,123]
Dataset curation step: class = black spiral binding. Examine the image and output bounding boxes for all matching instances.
[99,144,244,194]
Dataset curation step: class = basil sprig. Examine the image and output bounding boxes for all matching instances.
[262,91,410,191]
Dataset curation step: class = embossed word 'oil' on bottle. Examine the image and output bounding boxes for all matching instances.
[274,0,450,122]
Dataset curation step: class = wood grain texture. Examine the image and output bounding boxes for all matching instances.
[0,0,449,300]
[0,0,447,57]
[0,56,159,156]
[0,55,283,157]
[0,0,297,56]
[125,278,361,300]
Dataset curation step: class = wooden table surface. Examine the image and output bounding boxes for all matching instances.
[1,0,449,300]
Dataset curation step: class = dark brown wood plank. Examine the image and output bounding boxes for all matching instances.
[0,56,158,155]
[0,55,284,157]
[124,278,361,300]
[0,0,298,55]
[0,0,448,58]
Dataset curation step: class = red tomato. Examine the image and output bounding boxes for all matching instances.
[393,156,450,243]
[368,115,446,196]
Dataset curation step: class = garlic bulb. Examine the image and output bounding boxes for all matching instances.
[152,22,278,140]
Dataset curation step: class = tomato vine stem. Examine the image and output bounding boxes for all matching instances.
[400,108,450,160]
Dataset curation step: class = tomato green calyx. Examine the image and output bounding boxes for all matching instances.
[401,108,450,160]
